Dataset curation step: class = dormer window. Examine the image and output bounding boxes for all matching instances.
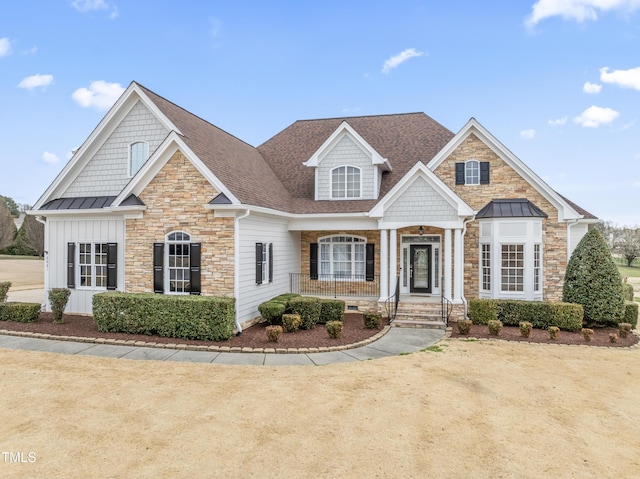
[129,141,149,177]
[331,166,361,199]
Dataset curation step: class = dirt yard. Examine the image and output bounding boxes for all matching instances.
[0,256,43,290]
[1,339,638,478]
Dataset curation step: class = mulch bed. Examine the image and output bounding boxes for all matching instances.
[449,323,639,347]
[0,312,386,349]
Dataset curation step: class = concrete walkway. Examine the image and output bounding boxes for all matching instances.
[0,328,446,366]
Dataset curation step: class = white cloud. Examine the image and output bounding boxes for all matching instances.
[71,81,125,110]
[583,81,602,93]
[520,129,536,140]
[0,37,11,57]
[548,116,568,126]
[382,48,425,74]
[526,0,640,28]
[71,0,118,19]
[573,105,620,127]
[17,74,54,90]
[599,66,640,90]
[41,152,60,165]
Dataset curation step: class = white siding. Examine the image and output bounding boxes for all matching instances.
[236,214,300,324]
[383,177,458,223]
[64,101,169,197]
[316,135,375,199]
[46,217,125,314]
[569,223,588,256]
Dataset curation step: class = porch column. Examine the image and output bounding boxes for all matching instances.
[453,228,463,303]
[389,228,397,296]
[443,228,452,300]
[379,229,389,300]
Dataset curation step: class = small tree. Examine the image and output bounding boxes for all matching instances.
[48,288,71,324]
[0,199,17,251]
[616,227,640,267]
[563,228,625,326]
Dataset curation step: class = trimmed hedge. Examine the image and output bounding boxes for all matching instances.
[92,292,235,341]
[0,302,41,323]
[622,283,634,302]
[469,298,583,331]
[288,296,322,330]
[258,301,286,325]
[624,301,638,328]
[319,299,345,324]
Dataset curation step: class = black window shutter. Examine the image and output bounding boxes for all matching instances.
[366,243,375,282]
[67,243,75,289]
[255,243,263,285]
[189,243,201,295]
[480,162,490,184]
[106,243,117,290]
[153,243,164,293]
[268,243,273,283]
[310,243,318,280]
[455,162,465,185]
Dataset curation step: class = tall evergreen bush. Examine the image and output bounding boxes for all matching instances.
[562,228,625,326]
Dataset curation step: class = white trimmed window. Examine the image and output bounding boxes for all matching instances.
[481,243,491,292]
[501,244,524,292]
[166,232,191,294]
[331,166,361,199]
[534,244,541,293]
[465,160,479,185]
[319,235,366,278]
[129,141,149,177]
[78,243,107,288]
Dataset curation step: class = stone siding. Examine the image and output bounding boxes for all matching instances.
[125,151,235,296]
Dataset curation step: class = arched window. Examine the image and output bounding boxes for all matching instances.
[129,141,149,177]
[331,166,361,198]
[166,231,191,293]
[465,160,479,185]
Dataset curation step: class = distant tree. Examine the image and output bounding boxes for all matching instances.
[7,214,44,256]
[616,227,640,267]
[0,200,17,250]
[0,195,20,218]
[563,228,625,326]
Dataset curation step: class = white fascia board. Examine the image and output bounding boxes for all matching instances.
[427,118,581,221]
[377,220,467,230]
[303,121,390,170]
[207,204,293,219]
[369,162,474,219]
[30,209,128,219]
[288,216,378,231]
[113,133,240,206]
[33,82,179,210]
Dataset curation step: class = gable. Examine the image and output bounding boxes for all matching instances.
[383,176,458,223]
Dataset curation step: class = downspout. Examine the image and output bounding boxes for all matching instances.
[233,209,250,334]
[35,215,48,311]
[461,215,475,320]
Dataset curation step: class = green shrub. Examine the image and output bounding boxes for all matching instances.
[563,229,625,326]
[623,301,638,328]
[92,292,235,341]
[288,296,322,330]
[457,319,472,335]
[282,313,301,333]
[258,301,286,325]
[363,312,382,329]
[469,298,499,325]
[487,320,503,336]
[622,283,634,301]
[619,323,632,338]
[0,302,41,322]
[266,325,283,342]
[581,328,594,342]
[550,303,583,332]
[519,321,533,338]
[319,299,344,324]
[48,288,70,324]
[326,320,343,339]
[549,326,560,340]
[0,281,11,303]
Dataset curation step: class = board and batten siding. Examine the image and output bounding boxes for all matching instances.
[46,217,125,314]
[383,177,458,223]
[63,101,169,197]
[236,214,300,324]
[568,222,588,257]
[316,135,375,200]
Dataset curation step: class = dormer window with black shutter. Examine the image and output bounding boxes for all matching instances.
[455,160,490,185]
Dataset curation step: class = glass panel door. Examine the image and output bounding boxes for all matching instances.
[410,245,431,293]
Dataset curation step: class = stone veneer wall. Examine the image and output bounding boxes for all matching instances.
[125,151,235,296]
[435,133,566,301]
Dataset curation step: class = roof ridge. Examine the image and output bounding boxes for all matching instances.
[294,112,426,123]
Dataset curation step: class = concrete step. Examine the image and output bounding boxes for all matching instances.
[391,319,447,330]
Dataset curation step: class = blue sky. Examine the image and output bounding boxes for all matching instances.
[1,0,639,225]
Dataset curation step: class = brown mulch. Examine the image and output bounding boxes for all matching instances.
[449,322,639,347]
[0,312,386,349]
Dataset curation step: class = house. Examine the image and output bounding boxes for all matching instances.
[31,81,598,330]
